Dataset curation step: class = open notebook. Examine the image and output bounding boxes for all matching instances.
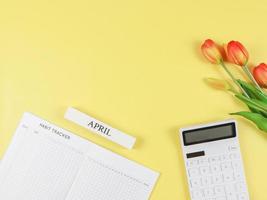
[0,113,159,200]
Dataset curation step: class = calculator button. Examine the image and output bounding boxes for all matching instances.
[203,187,214,197]
[191,178,202,188]
[235,182,246,192]
[233,171,243,180]
[188,168,199,177]
[212,174,223,184]
[221,162,232,171]
[209,156,220,163]
[223,172,234,182]
[228,145,238,152]
[225,184,236,196]
[221,154,229,161]
[215,197,226,200]
[226,194,238,200]
[198,158,208,165]
[187,159,199,167]
[192,189,203,199]
[229,153,239,160]
[211,164,221,173]
[201,176,212,186]
[214,186,225,196]
[232,160,242,170]
[200,166,210,175]
[237,193,249,200]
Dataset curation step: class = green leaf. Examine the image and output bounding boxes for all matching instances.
[230,111,267,132]
[235,94,267,113]
[253,98,267,109]
[246,103,267,117]
[234,94,267,117]
[237,79,267,103]
[237,79,257,99]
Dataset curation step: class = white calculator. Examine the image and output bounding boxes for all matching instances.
[179,120,250,200]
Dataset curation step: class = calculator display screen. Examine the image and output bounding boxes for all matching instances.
[183,122,236,146]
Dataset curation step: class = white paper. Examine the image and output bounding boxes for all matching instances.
[64,107,136,149]
[0,112,159,200]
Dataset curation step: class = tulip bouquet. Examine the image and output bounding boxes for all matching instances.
[201,39,267,133]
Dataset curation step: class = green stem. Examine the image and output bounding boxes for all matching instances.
[243,64,265,93]
[219,60,250,98]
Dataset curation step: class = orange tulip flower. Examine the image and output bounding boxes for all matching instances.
[201,39,223,64]
[226,41,249,66]
[253,63,267,88]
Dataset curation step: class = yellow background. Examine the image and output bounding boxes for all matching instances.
[0,0,267,199]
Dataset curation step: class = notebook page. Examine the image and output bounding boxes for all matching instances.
[65,157,153,200]
[0,113,159,200]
